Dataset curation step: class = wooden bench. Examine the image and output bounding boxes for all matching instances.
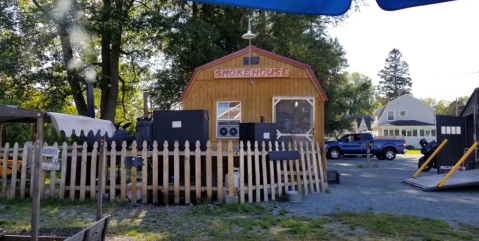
[65,216,111,241]
[0,216,110,241]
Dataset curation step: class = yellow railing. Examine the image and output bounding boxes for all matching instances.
[413,139,448,178]
[436,142,478,187]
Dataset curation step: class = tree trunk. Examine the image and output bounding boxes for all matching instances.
[59,33,88,116]
[100,0,113,121]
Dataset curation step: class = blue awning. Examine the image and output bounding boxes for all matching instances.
[188,0,457,15]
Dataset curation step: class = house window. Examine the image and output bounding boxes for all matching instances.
[431,129,436,136]
[216,101,241,138]
[401,130,406,137]
[413,130,418,136]
[399,110,407,117]
[406,130,412,137]
[420,129,425,136]
[387,111,394,121]
[425,130,431,136]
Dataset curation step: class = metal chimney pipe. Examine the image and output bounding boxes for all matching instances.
[143,90,149,119]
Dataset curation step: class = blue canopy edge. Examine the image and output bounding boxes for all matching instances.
[187,0,459,15]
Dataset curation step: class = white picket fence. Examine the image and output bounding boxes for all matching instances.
[0,140,328,204]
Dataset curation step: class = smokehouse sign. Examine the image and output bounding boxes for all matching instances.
[214,67,290,78]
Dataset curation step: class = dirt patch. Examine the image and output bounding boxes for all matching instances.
[14,227,83,238]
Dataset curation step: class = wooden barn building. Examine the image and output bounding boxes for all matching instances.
[180,46,328,150]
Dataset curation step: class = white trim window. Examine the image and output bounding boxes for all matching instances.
[273,96,315,143]
[399,110,407,117]
[216,101,241,138]
[387,110,394,121]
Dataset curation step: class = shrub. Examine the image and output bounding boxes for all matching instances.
[406,145,416,150]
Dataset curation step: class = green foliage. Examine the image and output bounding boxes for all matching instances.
[378,49,412,102]
[406,145,416,150]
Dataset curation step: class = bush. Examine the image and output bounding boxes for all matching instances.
[406,145,416,150]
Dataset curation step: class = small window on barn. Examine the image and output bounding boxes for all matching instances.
[216,101,241,138]
[399,110,407,117]
[387,111,394,121]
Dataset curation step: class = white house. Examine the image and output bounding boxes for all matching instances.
[371,94,436,148]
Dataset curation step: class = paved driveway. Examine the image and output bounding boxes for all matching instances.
[278,154,479,226]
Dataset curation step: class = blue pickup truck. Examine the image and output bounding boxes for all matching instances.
[325,133,407,160]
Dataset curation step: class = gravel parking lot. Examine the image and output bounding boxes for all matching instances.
[278,154,479,226]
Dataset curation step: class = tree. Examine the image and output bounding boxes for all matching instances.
[0,0,168,124]
[377,49,412,102]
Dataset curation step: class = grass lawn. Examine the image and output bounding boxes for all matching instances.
[1,198,478,240]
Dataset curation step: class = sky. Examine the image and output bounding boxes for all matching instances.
[327,0,479,102]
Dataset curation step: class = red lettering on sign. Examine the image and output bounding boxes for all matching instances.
[215,69,222,77]
[274,69,281,76]
[253,68,260,76]
[282,69,288,76]
[259,69,266,76]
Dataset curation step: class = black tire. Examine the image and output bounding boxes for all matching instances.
[383,148,396,160]
[376,154,385,160]
[327,148,341,159]
[418,156,432,172]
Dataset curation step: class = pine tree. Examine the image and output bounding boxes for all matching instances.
[377,49,412,101]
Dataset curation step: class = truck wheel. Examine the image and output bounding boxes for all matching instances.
[376,154,385,160]
[418,156,432,172]
[327,148,341,159]
[383,148,396,160]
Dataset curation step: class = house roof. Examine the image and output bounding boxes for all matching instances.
[384,120,435,126]
[179,45,328,102]
[356,115,373,131]
[460,87,479,117]
[374,94,435,120]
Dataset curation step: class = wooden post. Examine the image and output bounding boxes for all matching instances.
[142,141,148,203]
[1,143,9,198]
[131,142,138,203]
[309,142,320,193]
[206,141,212,200]
[10,143,19,199]
[366,140,370,168]
[90,142,98,200]
[227,141,234,197]
[70,142,78,201]
[174,141,180,204]
[239,141,245,203]
[21,142,30,199]
[195,141,201,203]
[80,143,88,201]
[152,141,159,204]
[31,116,44,241]
[217,141,223,203]
[261,142,268,202]
[268,141,276,200]
[184,141,191,204]
[254,141,260,202]
[163,141,169,204]
[247,141,253,203]
[96,136,105,221]
[120,141,127,200]
[294,142,302,193]
[110,142,117,202]
[275,141,282,197]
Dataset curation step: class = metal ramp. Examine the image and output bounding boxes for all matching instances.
[402,169,479,191]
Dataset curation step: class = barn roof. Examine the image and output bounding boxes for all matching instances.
[179,45,328,102]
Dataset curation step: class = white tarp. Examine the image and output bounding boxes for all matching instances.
[47,112,116,137]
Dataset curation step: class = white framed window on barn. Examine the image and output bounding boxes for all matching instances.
[216,101,241,138]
